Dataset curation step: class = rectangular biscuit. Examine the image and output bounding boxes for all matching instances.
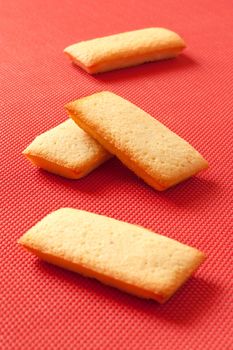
[65,92,208,190]
[64,27,186,74]
[18,208,205,303]
[23,119,111,179]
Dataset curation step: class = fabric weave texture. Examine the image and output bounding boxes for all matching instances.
[0,0,232,349]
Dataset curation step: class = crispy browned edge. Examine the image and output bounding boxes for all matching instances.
[18,238,205,303]
[23,150,112,179]
[64,46,185,74]
[65,98,208,190]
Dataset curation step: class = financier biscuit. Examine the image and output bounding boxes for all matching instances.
[18,208,205,303]
[65,92,208,190]
[64,27,186,74]
[23,119,111,179]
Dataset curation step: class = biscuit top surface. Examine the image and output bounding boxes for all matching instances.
[23,119,108,168]
[64,28,185,68]
[66,92,208,188]
[20,208,204,298]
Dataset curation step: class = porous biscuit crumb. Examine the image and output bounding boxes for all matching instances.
[23,119,111,179]
[65,92,208,190]
[19,208,205,303]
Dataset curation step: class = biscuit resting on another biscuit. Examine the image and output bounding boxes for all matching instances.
[65,91,208,190]
[19,208,205,303]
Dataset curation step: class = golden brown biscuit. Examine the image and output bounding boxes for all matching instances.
[64,27,186,74]
[65,92,208,190]
[18,208,205,303]
[23,119,111,179]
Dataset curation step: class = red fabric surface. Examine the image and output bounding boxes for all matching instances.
[0,0,232,349]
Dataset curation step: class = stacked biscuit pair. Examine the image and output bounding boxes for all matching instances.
[20,28,208,303]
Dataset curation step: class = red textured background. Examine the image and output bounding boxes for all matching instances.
[0,0,232,349]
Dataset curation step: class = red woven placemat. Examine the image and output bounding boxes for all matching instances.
[0,0,232,349]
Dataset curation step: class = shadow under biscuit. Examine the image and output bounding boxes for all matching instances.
[93,54,198,82]
[69,54,198,83]
[37,156,143,196]
[35,259,218,326]
[158,176,220,209]
[36,158,216,207]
